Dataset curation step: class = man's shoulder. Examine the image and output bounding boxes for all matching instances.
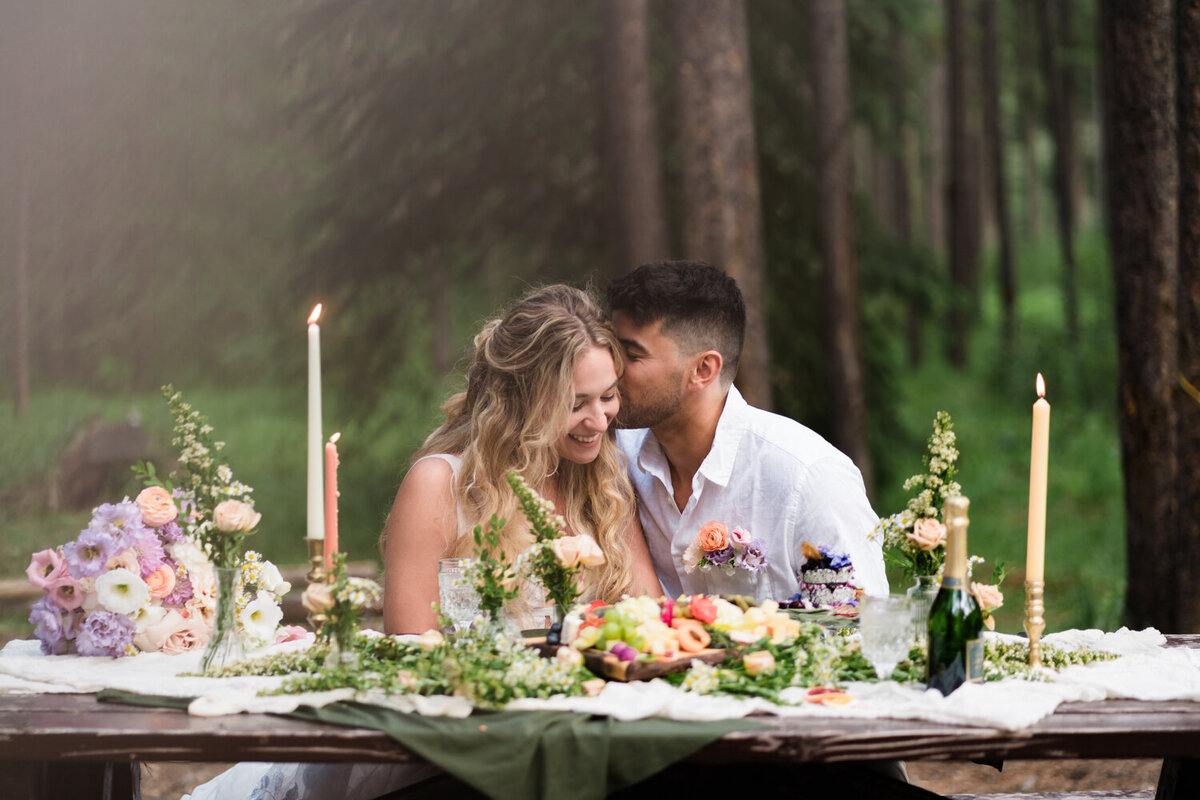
[736,404,846,469]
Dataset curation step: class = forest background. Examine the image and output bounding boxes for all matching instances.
[2,0,1198,642]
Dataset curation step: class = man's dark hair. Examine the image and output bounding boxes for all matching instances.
[606,260,745,383]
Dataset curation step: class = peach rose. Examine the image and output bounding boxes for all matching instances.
[105,548,141,574]
[555,646,583,667]
[697,521,729,553]
[161,615,210,655]
[743,650,776,676]
[182,596,215,627]
[135,486,178,527]
[301,583,335,614]
[145,564,177,600]
[551,535,606,569]
[907,518,946,551]
[416,629,445,650]
[970,582,1004,612]
[582,678,606,697]
[213,499,261,533]
[682,539,703,574]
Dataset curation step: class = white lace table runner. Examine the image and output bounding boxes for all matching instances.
[3,627,1198,730]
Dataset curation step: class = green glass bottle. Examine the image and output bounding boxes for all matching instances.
[926,495,984,695]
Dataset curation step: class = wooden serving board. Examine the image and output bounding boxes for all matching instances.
[526,638,728,682]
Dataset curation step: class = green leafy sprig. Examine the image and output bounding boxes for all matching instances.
[468,515,519,618]
[318,552,382,646]
[506,471,579,621]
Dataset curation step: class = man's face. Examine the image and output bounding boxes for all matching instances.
[610,311,687,429]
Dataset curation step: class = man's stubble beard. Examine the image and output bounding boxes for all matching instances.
[617,373,685,430]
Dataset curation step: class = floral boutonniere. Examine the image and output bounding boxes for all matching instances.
[683,521,768,575]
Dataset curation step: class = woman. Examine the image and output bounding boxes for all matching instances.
[383,284,660,632]
[186,285,660,800]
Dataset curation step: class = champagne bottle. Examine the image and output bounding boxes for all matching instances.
[926,495,984,694]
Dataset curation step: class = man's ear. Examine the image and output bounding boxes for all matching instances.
[686,350,724,392]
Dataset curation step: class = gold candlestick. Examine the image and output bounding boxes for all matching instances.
[306,537,327,584]
[1024,580,1046,668]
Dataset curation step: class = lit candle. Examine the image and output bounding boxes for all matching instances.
[1026,373,1050,583]
[324,432,340,572]
[307,304,324,541]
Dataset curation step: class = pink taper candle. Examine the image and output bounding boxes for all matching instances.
[324,432,340,573]
[1026,373,1050,583]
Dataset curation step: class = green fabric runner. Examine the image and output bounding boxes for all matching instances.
[98,689,766,800]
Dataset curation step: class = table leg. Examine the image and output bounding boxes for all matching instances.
[12,759,140,800]
[1156,758,1200,800]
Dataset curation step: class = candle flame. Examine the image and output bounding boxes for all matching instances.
[1036,372,1046,398]
[330,432,341,444]
[308,304,323,325]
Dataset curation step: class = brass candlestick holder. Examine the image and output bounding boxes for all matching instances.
[1024,579,1046,668]
[306,537,327,584]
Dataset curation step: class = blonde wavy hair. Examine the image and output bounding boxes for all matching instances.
[410,284,637,603]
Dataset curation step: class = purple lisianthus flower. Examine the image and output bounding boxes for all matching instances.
[75,610,136,657]
[121,526,166,577]
[161,560,193,606]
[829,552,853,569]
[157,519,186,544]
[706,546,734,567]
[62,528,121,578]
[89,501,145,538]
[29,596,71,655]
[736,540,768,572]
[26,548,68,589]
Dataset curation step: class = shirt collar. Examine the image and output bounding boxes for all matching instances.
[696,386,747,488]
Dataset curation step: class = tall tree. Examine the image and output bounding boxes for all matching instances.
[887,6,922,368]
[1101,0,1179,631]
[602,0,669,274]
[808,0,871,490]
[980,0,1016,347]
[1039,0,1081,342]
[946,0,975,368]
[1176,0,1200,630]
[1015,0,1044,240]
[672,0,772,409]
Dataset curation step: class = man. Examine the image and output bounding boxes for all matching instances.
[607,260,887,603]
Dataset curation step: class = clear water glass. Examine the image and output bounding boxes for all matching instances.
[437,558,480,632]
[859,594,913,680]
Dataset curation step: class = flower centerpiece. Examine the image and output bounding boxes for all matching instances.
[682,521,768,575]
[301,552,381,668]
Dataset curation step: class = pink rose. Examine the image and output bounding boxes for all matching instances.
[105,548,141,574]
[27,549,68,589]
[182,597,214,627]
[213,500,261,533]
[135,486,178,527]
[301,583,335,614]
[134,609,206,653]
[730,527,751,547]
[47,576,84,611]
[907,518,946,551]
[274,625,309,644]
[697,521,729,553]
[743,650,776,676]
[145,564,177,600]
[551,535,606,569]
[161,615,210,655]
[970,582,1004,612]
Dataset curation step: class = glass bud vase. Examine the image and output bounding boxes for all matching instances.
[324,625,360,670]
[201,566,245,673]
[906,574,940,652]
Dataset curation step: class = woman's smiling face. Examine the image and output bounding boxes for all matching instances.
[556,346,619,465]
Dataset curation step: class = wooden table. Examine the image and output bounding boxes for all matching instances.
[3,635,1199,800]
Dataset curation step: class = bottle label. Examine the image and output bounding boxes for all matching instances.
[941,577,964,588]
[965,638,985,682]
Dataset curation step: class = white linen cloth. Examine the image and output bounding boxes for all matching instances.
[617,386,888,600]
[2,627,1198,733]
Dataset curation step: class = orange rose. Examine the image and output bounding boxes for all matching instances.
[145,564,177,600]
[697,521,729,552]
[135,486,178,527]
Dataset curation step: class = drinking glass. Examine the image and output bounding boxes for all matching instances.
[437,558,480,632]
[859,595,913,680]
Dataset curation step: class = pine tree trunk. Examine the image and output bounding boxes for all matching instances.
[1101,0,1179,631]
[1039,0,1080,342]
[981,0,1016,348]
[1175,0,1200,632]
[808,0,872,492]
[888,9,921,368]
[1017,0,1043,240]
[602,0,668,273]
[15,165,30,419]
[672,0,771,409]
[946,0,973,368]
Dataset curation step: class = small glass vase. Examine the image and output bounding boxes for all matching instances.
[324,625,360,670]
[906,574,940,652]
[201,566,245,673]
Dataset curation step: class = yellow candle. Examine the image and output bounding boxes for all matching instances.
[307,304,325,541]
[1026,373,1050,583]
[324,432,340,572]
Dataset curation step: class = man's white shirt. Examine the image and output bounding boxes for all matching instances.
[616,386,887,601]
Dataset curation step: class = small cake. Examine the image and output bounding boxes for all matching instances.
[790,542,859,609]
